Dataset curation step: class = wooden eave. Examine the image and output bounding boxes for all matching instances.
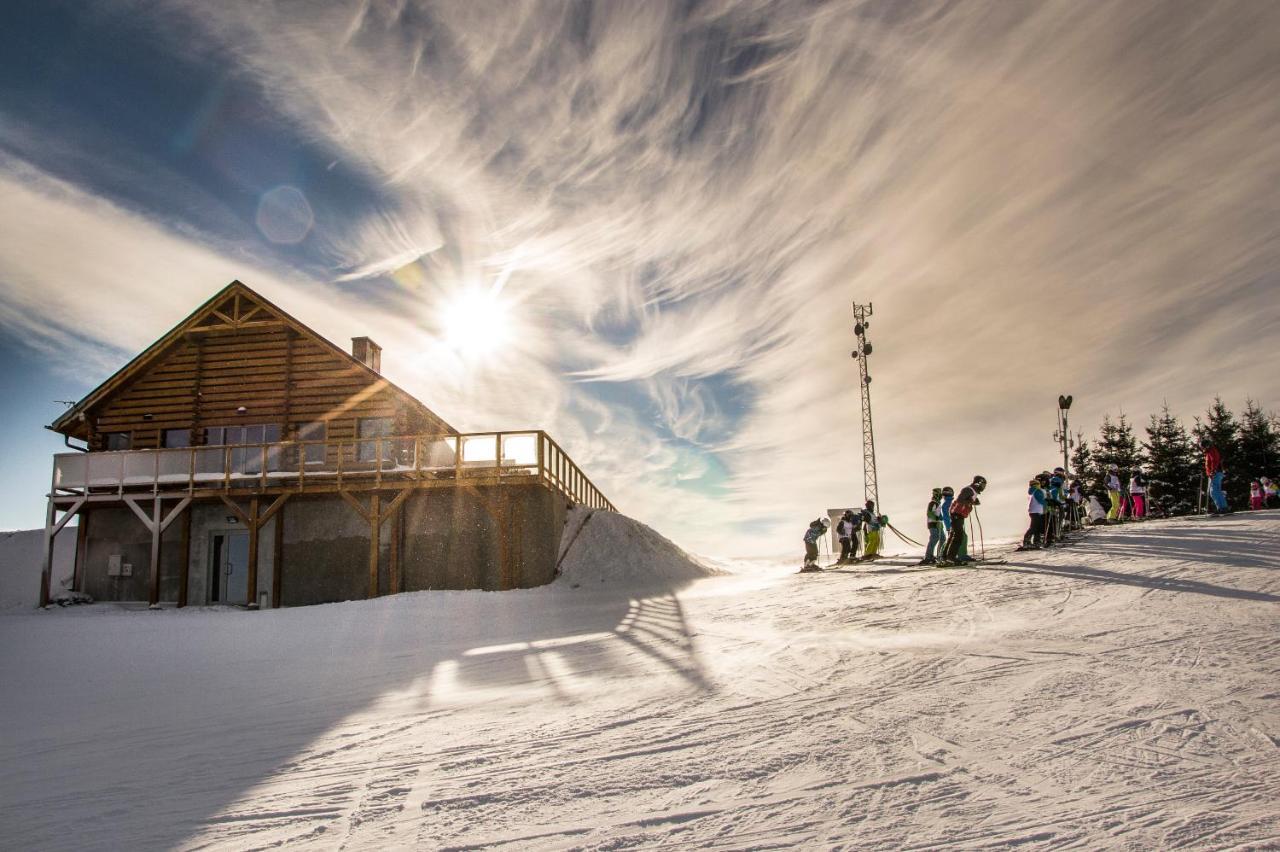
[48,280,456,439]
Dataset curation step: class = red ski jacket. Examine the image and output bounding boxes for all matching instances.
[1204,446,1222,476]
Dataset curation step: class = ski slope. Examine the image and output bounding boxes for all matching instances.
[1,510,1278,850]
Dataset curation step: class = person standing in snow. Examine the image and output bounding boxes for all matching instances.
[860,500,883,560]
[1067,476,1085,530]
[1021,477,1046,550]
[921,488,945,564]
[1263,477,1278,508]
[1105,464,1123,521]
[942,475,986,563]
[1202,439,1229,514]
[1129,471,1148,519]
[939,486,954,539]
[836,511,856,564]
[801,518,829,572]
[1085,493,1109,524]
[1046,473,1067,546]
[1249,481,1264,511]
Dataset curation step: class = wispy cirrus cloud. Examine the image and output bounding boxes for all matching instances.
[2,0,1278,552]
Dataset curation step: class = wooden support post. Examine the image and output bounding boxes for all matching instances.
[178,507,191,608]
[246,496,261,609]
[389,500,402,595]
[148,496,162,606]
[39,499,54,608]
[273,507,285,609]
[368,493,381,598]
[74,510,89,593]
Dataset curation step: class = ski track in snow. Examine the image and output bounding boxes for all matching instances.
[2,512,1279,850]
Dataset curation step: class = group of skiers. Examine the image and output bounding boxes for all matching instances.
[802,436,1276,570]
[800,500,887,572]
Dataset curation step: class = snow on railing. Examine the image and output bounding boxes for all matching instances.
[51,431,615,511]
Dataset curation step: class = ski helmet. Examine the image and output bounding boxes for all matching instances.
[972,475,987,491]
[942,486,954,496]
[931,487,943,499]
[1108,463,1119,471]
[1053,467,1065,475]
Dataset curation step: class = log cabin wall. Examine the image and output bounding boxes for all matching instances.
[81,292,452,450]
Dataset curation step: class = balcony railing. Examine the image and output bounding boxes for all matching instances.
[51,431,615,511]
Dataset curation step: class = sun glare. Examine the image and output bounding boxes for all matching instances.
[440,287,512,357]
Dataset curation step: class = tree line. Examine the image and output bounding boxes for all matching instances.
[1069,397,1279,516]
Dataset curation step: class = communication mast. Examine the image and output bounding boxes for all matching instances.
[850,303,878,508]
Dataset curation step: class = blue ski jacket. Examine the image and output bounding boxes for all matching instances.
[940,494,954,530]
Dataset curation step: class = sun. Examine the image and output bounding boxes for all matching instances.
[440,286,512,357]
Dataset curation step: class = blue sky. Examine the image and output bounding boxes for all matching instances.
[2,1,1278,552]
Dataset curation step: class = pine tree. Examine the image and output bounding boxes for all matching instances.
[1141,404,1199,516]
[1070,432,1095,486]
[1094,414,1141,486]
[1193,397,1244,507]
[1237,399,1280,492]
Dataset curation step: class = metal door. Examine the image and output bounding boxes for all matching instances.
[213,531,251,605]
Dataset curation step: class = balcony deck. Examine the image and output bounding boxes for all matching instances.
[49,431,614,511]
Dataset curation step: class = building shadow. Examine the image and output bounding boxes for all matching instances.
[0,578,710,851]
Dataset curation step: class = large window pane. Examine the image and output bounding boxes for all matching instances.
[357,417,394,463]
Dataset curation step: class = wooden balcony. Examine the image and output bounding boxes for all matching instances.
[49,431,615,511]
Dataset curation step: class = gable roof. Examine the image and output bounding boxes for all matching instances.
[49,280,456,437]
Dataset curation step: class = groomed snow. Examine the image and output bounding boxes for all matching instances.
[556,507,726,586]
[1,511,1278,849]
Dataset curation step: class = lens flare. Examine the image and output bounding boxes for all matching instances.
[440,287,511,356]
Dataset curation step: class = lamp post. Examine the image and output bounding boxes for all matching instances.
[1054,395,1073,476]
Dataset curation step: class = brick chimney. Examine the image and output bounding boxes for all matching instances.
[351,337,381,373]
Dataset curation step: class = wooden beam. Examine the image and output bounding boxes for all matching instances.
[246,496,260,609]
[178,507,191,608]
[51,498,85,536]
[272,507,285,609]
[340,489,371,521]
[389,500,402,596]
[123,495,155,531]
[218,494,250,526]
[148,497,162,606]
[258,492,291,525]
[367,493,381,598]
[158,497,191,533]
[39,499,55,608]
[74,510,89,593]
[378,487,412,523]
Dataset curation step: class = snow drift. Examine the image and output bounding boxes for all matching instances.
[0,529,75,610]
[556,507,725,586]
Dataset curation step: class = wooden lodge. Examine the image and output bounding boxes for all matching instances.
[40,281,613,609]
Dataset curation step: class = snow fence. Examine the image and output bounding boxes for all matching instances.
[555,508,724,587]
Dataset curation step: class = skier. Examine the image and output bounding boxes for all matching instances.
[1104,464,1123,521]
[1068,478,1085,530]
[942,475,986,564]
[921,487,945,564]
[1045,473,1066,545]
[939,486,955,539]
[1263,477,1278,508]
[1020,477,1046,550]
[1085,494,1109,524]
[1249,480,1264,511]
[801,518,829,572]
[1128,471,1147,519]
[836,511,856,564]
[1202,439,1229,514]
[860,500,883,560]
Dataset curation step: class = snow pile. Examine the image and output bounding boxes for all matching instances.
[556,508,725,586]
[0,529,75,611]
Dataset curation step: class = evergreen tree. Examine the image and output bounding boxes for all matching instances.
[1141,404,1199,516]
[1193,397,1244,507]
[1094,414,1142,484]
[1237,399,1280,487]
[1070,431,1095,486]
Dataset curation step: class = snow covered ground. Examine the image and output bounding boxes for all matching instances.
[2,510,1278,850]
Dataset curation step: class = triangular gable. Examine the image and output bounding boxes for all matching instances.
[50,280,455,439]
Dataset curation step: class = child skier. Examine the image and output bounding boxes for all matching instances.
[1129,471,1147,519]
[939,486,954,539]
[836,511,856,563]
[801,518,830,572]
[1249,480,1264,510]
[1068,478,1085,530]
[1105,464,1123,521]
[1263,477,1278,508]
[1045,473,1066,546]
[1020,477,1046,550]
[921,487,945,564]
[942,475,986,564]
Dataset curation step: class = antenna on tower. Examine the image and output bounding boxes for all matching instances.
[850,302,878,508]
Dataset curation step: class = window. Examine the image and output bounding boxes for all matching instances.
[356,417,394,463]
[297,422,326,466]
[162,429,191,449]
[102,432,131,451]
[206,424,282,475]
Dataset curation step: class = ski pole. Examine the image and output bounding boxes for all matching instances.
[974,508,986,561]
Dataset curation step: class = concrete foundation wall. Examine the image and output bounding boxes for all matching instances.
[80,505,184,603]
[75,484,570,607]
